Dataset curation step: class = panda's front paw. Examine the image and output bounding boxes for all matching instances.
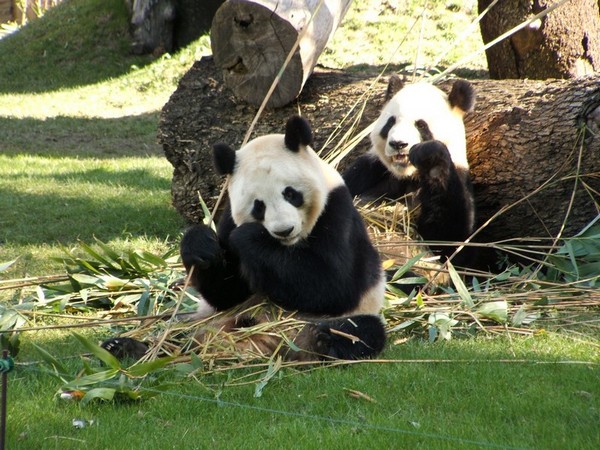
[409,140,452,172]
[101,337,148,361]
[180,224,223,271]
[229,222,270,252]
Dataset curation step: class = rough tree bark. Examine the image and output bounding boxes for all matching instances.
[210,0,352,107]
[127,0,175,55]
[158,57,600,248]
[478,0,600,79]
[172,0,224,49]
[126,0,224,54]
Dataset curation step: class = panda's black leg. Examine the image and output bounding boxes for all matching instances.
[292,316,386,361]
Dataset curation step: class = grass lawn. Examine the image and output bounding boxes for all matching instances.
[0,1,598,449]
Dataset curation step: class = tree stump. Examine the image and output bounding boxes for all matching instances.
[478,0,600,79]
[158,57,600,252]
[210,0,352,107]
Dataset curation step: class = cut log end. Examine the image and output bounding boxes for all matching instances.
[211,1,304,107]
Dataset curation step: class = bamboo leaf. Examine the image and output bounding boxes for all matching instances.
[125,356,175,377]
[428,312,458,341]
[382,259,396,270]
[137,290,151,316]
[389,253,426,281]
[511,305,527,327]
[100,275,130,290]
[447,261,473,308]
[138,251,168,268]
[80,387,116,406]
[127,251,144,273]
[415,290,424,308]
[0,259,17,273]
[93,238,122,263]
[31,343,69,379]
[70,273,102,287]
[476,300,508,324]
[254,356,282,398]
[72,333,121,370]
[65,369,119,389]
[78,241,116,269]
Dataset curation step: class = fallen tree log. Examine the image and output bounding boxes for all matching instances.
[158,57,600,255]
[210,0,352,107]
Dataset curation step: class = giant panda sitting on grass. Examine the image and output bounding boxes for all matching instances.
[343,77,476,267]
[104,116,386,362]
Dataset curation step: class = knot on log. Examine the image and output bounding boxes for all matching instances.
[227,57,248,75]
[234,13,253,29]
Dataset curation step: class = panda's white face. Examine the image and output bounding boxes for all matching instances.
[370,82,470,178]
[227,135,343,246]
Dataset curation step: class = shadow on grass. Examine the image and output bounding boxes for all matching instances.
[0,0,156,94]
[0,184,184,246]
[0,114,163,158]
[4,166,172,191]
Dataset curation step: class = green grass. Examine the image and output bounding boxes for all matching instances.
[0,152,182,276]
[7,333,599,449]
[0,0,598,449]
[0,0,151,94]
[0,0,208,276]
[321,0,486,71]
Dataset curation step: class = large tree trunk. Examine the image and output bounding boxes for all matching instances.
[158,57,600,250]
[478,0,600,79]
[126,0,224,54]
[210,0,352,107]
[127,0,175,55]
[172,0,224,49]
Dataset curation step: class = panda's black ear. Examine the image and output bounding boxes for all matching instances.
[448,80,475,113]
[385,74,405,102]
[284,116,312,152]
[213,143,236,175]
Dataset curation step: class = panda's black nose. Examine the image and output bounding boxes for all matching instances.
[274,227,294,238]
[389,140,408,151]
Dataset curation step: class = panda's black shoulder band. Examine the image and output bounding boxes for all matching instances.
[213,143,236,175]
[284,115,312,152]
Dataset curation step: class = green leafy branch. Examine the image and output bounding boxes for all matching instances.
[34,332,175,405]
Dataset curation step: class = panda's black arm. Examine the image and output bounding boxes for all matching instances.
[180,219,252,311]
[342,153,413,200]
[229,188,379,315]
[409,141,475,265]
[342,153,389,197]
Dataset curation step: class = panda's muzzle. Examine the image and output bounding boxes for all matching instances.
[388,140,410,166]
[388,140,408,151]
[273,226,294,238]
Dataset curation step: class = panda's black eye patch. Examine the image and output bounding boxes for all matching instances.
[379,116,396,139]
[282,186,304,207]
[252,199,266,221]
[415,120,433,141]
